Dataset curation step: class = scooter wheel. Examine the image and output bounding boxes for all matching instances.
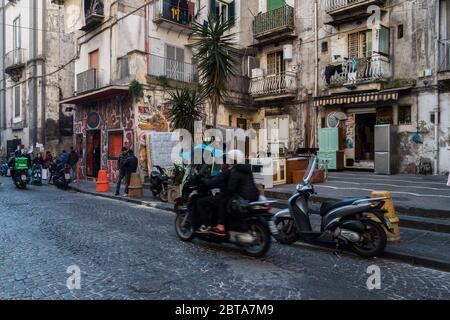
[273,217,299,245]
[350,219,387,257]
[159,189,169,202]
[175,213,194,242]
[243,220,271,258]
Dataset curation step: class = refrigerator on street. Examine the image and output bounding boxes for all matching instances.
[374,125,398,175]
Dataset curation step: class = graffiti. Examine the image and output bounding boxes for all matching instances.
[345,113,355,149]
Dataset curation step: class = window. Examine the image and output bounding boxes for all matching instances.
[210,0,235,25]
[398,106,411,125]
[13,17,20,50]
[398,24,404,39]
[267,51,284,75]
[108,131,123,160]
[13,85,20,118]
[165,44,185,81]
[378,26,390,56]
[348,30,372,58]
[321,41,328,53]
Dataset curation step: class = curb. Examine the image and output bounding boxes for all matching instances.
[71,185,450,272]
[70,186,174,212]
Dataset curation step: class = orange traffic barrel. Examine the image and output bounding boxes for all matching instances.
[96,170,110,193]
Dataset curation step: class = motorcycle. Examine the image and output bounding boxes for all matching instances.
[174,171,278,258]
[13,169,29,189]
[274,156,393,257]
[52,162,72,190]
[150,165,170,202]
[31,164,43,186]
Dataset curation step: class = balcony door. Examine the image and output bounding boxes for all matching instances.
[166,45,185,82]
[267,0,285,11]
[267,51,284,75]
[89,49,99,86]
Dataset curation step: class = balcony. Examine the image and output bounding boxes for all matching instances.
[5,48,27,82]
[153,0,195,33]
[77,69,102,94]
[323,0,385,25]
[148,54,197,84]
[227,76,250,94]
[249,72,297,101]
[81,0,104,32]
[325,54,391,92]
[253,5,295,46]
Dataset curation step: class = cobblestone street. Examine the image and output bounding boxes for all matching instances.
[0,177,449,300]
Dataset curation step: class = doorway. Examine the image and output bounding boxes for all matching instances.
[354,113,376,166]
[86,130,101,178]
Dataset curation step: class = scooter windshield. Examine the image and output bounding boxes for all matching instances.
[301,155,317,186]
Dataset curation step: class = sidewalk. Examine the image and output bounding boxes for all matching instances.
[70,179,450,272]
[265,171,450,219]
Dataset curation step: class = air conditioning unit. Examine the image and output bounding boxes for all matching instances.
[252,68,264,78]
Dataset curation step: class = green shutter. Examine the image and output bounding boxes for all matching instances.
[378,26,390,56]
[229,1,235,26]
[209,0,216,18]
[267,0,285,11]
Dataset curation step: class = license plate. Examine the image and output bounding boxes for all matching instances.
[21,175,27,181]
[65,173,70,180]
[268,221,279,235]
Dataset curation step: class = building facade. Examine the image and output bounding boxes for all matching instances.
[313,0,449,174]
[0,0,75,159]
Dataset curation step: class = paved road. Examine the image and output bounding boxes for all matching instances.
[0,177,449,300]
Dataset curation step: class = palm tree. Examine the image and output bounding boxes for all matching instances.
[167,88,204,135]
[191,15,236,128]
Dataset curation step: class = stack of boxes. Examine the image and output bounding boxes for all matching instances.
[317,128,345,170]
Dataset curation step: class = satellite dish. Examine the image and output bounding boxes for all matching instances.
[334,112,347,121]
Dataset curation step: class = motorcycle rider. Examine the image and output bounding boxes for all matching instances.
[198,149,260,237]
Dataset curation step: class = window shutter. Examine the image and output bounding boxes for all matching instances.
[348,32,359,58]
[378,26,390,56]
[229,1,235,26]
[14,86,20,118]
[166,45,176,60]
[209,0,216,17]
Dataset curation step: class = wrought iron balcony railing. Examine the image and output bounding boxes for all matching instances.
[148,54,197,83]
[253,5,295,39]
[153,0,195,28]
[325,54,391,86]
[5,48,26,71]
[323,0,384,13]
[249,72,297,97]
[77,69,100,94]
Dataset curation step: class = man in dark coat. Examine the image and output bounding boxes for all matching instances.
[115,147,128,196]
[122,149,138,196]
[67,147,80,180]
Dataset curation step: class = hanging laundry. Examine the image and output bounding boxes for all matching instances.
[324,65,337,84]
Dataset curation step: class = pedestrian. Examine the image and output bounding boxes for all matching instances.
[59,150,69,165]
[33,152,45,166]
[67,147,79,180]
[44,151,53,168]
[115,147,129,196]
[122,149,138,197]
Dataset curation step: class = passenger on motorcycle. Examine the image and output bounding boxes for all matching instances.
[198,150,260,237]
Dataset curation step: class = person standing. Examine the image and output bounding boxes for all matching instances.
[67,147,80,180]
[122,149,138,197]
[59,150,69,165]
[115,147,129,196]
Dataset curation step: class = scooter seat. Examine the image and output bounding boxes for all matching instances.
[319,198,362,216]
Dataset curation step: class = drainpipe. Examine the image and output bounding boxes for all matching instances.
[314,0,319,149]
[29,0,39,148]
[0,0,5,154]
[434,1,440,175]
[41,0,47,147]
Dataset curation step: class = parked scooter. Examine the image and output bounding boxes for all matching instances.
[274,156,393,257]
[31,164,43,186]
[0,160,9,176]
[51,161,72,190]
[11,156,30,189]
[174,171,278,257]
[150,166,170,202]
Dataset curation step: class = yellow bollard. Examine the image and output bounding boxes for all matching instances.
[371,191,400,242]
[128,173,143,198]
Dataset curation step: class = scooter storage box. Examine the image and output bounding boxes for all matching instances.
[15,157,28,170]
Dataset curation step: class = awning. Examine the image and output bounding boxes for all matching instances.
[314,90,399,108]
[59,85,129,105]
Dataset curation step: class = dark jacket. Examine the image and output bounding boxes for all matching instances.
[67,151,79,166]
[227,164,259,202]
[33,157,45,166]
[204,169,231,194]
[123,154,138,174]
[118,153,128,171]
